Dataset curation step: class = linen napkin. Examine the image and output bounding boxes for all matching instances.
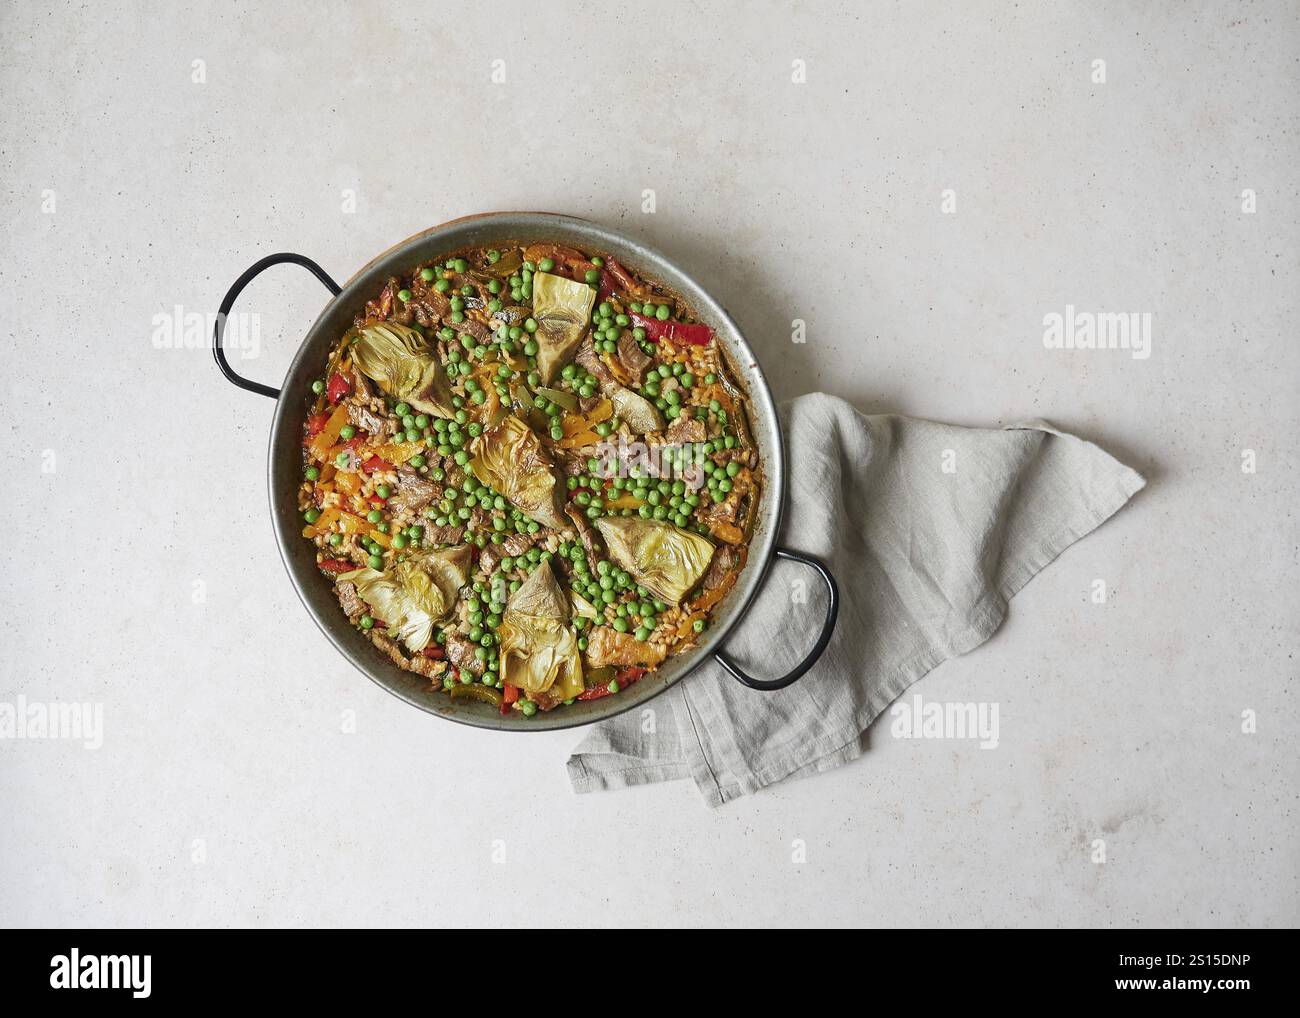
[566,393,1146,807]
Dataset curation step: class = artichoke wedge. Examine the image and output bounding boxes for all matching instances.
[497,559,584,700]
[531,271,596,384]
[469,416,566,530]
[594,517,715,606]
[339,545,473,653]
[610,386,663,434]
[351,322,456,419]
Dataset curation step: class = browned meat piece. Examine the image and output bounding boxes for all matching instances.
[584,626,668,668]
[350,362,373,402]
[530,687,567,712]
[700,545,738,592]
[425,524,465,546]
[346,401,393,438]
[500,532,533,557]
[566,504,602,561]
[578,395,603,415]
[560,453,588,477]
[665,415,706,445]
[480,544,502,575]
[445,634,483,676]
[385,276,419,325]
[387,472,438,515]
[699,491,740,527]
[575,338,616,389]
[616,332,653,385]
[490,304,531,328]
[371,632,407,668]
[360,280,395,325]
[408,655,442,679]
[336,581,365,618]
[443,315,491,343]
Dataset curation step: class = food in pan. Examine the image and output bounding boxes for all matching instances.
[298,244,759,714]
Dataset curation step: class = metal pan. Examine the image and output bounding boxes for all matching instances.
[214,213,837,730]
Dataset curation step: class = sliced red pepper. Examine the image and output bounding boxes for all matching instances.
[500,682,520,715]
[326,371,351,404]
[596,269,619,303]
[318,559,353,574]
[629,313,713,346]
[615,666,647,685]
[362,455,394,473]
[576,685,613,701]
[306,412,331,437]
[366,495,385,507]
[604,257,640,293]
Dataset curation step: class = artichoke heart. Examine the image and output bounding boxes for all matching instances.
[594,517,715,607]
[351,322,456,419]
[531,271,596,384]
[610,386,663,434]
[339,545,473,653]
[469,416,566,530]
[497,559,584,699]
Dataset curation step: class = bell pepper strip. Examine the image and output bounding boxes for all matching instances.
[500,682,520,715]
[615,666,647,685]
[596,270,618,303]
[307,404,351,461]
[306,411,332,438]
[334,471,362,497]
[449,684,504,707]
[629,313,713,347]
[361,454,394,473]
[576,666,618,699]
[604,257,641,294]
[326,371,352,404]
[557,430,602,449]
[317,558,354,574]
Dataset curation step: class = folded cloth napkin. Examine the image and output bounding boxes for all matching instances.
[567,393,1145,807]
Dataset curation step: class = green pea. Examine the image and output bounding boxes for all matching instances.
[304,466,320,482]
[359,615,374,630]
[452,258,468,272]
[538,257,555,271]
[311,379,325,395]
[521,700,538,717]
[394,402,410,417]
[584,269,600,284]
[304,508,321,524]
[367,553,383,569]
[419,267,436,283]
[397,288,412,302]
[376,484,391,499]
[366,509,383,524]
[655,304,671,320]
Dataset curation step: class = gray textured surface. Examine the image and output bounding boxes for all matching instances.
[1,2,1296,927]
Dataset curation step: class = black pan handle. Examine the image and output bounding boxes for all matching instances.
[712,548,839,691]
[213,253,342,400]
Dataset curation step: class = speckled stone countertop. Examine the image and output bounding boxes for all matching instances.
[1,2,1295,927]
